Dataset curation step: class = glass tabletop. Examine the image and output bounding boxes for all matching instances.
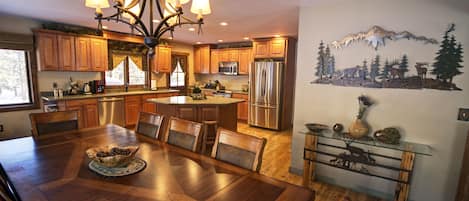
[299,129,432,156]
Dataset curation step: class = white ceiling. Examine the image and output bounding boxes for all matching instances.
[0,0,301,44]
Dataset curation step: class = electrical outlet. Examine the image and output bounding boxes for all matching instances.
[458,108,469,121]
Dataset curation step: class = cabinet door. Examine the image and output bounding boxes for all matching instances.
[177,106,197,122]
[233,93,248,121]
[125,96,142,126]
[201,46,211,74]
[90,38,108,72]
[220,49,230,62]
[75,37,91,71]
[84,104,99,128]
[156,46,171,73]
[210,50,219,74]
[194,47,201,73]
[36,33,59,71]
[253,41,269,58]
[141,94,157,113]
[228,49,239,62]
[269,39,286,58]
[238,48,251,75]
[57,34,76,71]
[199,106,218,122]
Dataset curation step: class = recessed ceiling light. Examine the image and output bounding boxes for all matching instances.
[102,26,108,29]
[168,37,173,40]
[274,34,281,38]
[217,39,223,43]
[152,19,160,23]
[243,37,250,40]
[219,22,228,26]
[196,42,202,44]
[188,27,196,32]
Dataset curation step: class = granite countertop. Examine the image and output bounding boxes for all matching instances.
[42,89,180,101]
[201,88,249,95]
[147,96,245,105]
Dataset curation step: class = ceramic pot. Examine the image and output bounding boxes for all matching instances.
[348,119,369,139]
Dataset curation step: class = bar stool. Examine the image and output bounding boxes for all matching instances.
[202,120,218,154]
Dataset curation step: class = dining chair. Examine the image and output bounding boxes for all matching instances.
[211,128,267,172]
[164,117,203,152]
[135,112,165,139]
[0,163,22,201]
[29,110,80,138]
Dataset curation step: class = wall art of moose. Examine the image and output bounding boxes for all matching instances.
[312,24,464,91]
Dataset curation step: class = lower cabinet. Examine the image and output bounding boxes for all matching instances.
[60,98,99,128]
[232,93,248,121]
[125,95,142,126]
[141,94,158,113]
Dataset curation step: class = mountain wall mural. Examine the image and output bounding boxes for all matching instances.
[312,24,464,91]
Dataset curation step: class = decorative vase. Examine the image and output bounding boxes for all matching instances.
[348,119,370,139]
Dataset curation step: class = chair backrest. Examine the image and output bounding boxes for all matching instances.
[135,112,164,139]
[0,163,22,201]
[29,111,80,138]
[211,128,267,172]
[164,117,203,152]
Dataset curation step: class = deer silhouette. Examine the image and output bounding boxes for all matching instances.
[390,64,405,79]
[415,62,428,79]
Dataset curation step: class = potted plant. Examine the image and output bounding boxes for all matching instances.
[191,86,204,100]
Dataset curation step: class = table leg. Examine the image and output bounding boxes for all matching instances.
[394,151,415,201]
[303,135,318,187]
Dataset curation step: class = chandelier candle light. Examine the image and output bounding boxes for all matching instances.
[85,0,211,56]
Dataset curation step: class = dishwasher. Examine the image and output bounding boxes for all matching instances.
[98,97,125,127]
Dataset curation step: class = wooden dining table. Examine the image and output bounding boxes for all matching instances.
[0,125,314,201]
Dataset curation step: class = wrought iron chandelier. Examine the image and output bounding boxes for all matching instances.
[85,0,211,55]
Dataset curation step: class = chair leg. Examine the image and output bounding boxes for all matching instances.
[202,124,208,154]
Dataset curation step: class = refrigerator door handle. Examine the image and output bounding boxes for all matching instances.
[261,68,267,97]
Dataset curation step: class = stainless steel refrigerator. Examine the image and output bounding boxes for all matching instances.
[248,61,283,130]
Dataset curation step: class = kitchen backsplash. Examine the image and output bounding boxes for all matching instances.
[195,74,249,90]
[38,71,101,92]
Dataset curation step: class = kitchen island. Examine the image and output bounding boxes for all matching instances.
[147,96,244,131]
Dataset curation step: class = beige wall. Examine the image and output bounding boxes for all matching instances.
[292,0,469,200]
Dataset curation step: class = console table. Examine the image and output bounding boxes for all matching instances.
[300,129,432,201]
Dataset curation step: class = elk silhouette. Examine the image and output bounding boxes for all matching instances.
[415,62,428,79]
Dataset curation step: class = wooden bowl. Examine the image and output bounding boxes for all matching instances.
[305,123,329,133]
[86,145,139,168]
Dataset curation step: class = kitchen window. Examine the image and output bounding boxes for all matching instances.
[0,46,37,112]
[168,54,188,89]
[170,60,185,87]
[105,54,146,87]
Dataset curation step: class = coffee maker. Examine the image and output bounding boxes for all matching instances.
[89,80,105,94]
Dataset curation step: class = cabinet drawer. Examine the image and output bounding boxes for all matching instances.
[141,94,158,102]
[66,98,97,107]
[232,93,248,100]
[125,95,142,102]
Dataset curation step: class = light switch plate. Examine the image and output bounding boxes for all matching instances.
[458,108,469,121]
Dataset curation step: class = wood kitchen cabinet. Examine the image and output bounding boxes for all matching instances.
[153,45,171,73]
[219,49,230,62]
[125,95,142,126]
[35,29,108,72]
[57,34,76,71]
[238,48,251,74]
[141,94,158,113]
[194,45,210,74]
[232,93,248,121]
[75,36,92,71]
[253,38,286,58]
[228,49,239,62]
[210,49,219,74]
[90,38,108,71]
[36,32,59,71]
[59,99,99,129]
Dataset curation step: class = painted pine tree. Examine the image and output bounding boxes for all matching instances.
[399,54,409,78]
[315,41,326,80]
[431,23,464,84]
[380,59,391,80]
[447,36,464,84]
[359,60,368,80]
[370,55,381,82]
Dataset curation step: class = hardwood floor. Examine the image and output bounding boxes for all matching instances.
[237,123,384,201]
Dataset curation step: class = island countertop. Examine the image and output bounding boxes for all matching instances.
[147,96,245,105]
[42,89,180,101]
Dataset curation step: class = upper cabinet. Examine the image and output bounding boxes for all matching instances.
[35,30,108,72]
[238,48,251,75]
[253,38,286,58]
[194,45,210,74]
[36,32,59,71]
[153,45,171,73]
[210,50,219,74]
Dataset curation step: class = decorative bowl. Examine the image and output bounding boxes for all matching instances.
[86,144,139,168]
[305,123,329,133]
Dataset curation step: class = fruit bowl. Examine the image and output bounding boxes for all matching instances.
[86,145,139,168]
[305,123,329,133]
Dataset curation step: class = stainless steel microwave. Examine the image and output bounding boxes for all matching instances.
[219,62,238,75]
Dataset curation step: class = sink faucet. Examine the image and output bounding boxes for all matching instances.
[124,83,129,92]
